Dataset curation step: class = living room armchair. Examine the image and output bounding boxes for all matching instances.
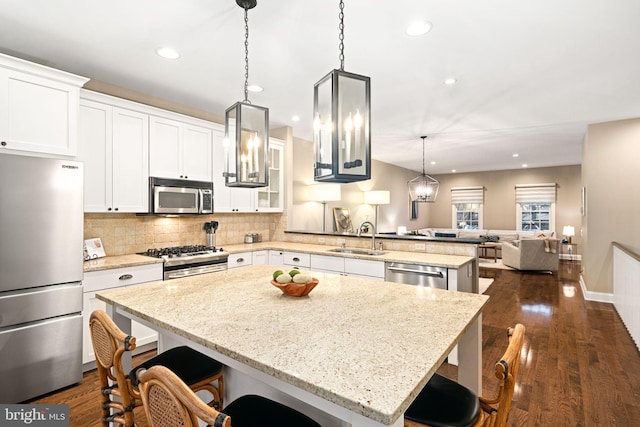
[502,237,559,272]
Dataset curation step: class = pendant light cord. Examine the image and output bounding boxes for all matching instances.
[421,136,427,175]
[338,0,345,71]
[243,6,251,103]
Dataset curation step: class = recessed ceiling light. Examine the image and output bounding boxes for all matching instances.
[451,169,457,173]
[430,161,436,165]
[443,78,457,85]
[247,84,263,93]
[512,153,519,158]
[156,47,180,59]
[522,164,528,168]
[291,115,300,122]
[406,21,432,36]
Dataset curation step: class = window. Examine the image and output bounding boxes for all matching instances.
[515,184,556,232]
[451,187,484,229]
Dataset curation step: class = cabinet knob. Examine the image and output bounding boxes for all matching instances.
[114,208,119,211]
[0,141,7,147]
[119,274,133,280]
[107,207,112,211]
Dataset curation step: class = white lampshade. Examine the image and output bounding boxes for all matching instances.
[308,183,342,202]
[562,225,575,237]
[363,190,390,205]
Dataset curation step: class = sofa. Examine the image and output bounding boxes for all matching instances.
[416,228,538,259]
[501,237,560,272]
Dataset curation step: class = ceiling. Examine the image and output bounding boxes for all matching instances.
[1,0,639,174]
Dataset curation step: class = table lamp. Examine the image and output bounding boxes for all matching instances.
[563,225,575,244]
[363,190,390,230]
[308,184,341,232]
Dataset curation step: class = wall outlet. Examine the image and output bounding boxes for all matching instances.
[415,243,426,251]
[318,237,325,244]
[337,238,346,245]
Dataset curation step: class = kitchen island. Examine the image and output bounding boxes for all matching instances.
[97,265,489,427]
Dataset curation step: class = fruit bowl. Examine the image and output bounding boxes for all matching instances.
[270,278,319,297]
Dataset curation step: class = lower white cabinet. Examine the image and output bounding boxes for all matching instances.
[344,258,385,280]
[269,250,284,266]
[228,252,253,269]
[283,252,311,269]
[82,263,162,370]
[252,250,268,265]
[310,254,345,275]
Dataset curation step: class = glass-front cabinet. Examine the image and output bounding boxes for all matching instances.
[256,138,284,212]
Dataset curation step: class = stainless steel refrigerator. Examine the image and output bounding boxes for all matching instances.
[0,153,84,403]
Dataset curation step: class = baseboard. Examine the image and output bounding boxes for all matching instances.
[579,274,614,303]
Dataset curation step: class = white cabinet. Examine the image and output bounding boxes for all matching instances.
[0,53,88,157]
[78,95,149,212]
[252,250,268,265]
[269,250,284,266]
[212,129,285,213]
[310,254,345,275]
[149,116,212,181]
[255,139,284,212]
[82,263,163,369]
[228,252,253,269]
[344,258,385,280]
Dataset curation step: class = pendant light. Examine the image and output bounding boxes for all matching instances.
[313,0,371,183]
[408,136,439,202]
[223,0,269,188]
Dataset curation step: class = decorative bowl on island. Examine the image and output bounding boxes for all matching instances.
[270,278,319,297]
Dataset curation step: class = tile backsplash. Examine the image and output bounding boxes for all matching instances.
[84,212,286,256]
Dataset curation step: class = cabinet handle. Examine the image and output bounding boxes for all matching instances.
[237,257,245,263]
[119,274,133,280]
[0,141,6,147]
[292,257,300,262]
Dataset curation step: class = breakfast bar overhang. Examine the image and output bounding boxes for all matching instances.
[97,265,489,427]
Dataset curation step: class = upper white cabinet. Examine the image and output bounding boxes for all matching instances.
[0,53,88,157]
[78,93,149,213]
[212,127,285,213]
[149,116,212,181]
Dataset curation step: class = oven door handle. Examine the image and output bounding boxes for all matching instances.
[165,264,227,280]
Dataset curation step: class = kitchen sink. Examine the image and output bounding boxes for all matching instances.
[327,248,386,256]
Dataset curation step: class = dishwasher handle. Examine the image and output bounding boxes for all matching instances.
[386,266,444,278]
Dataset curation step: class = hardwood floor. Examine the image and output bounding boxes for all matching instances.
[28,261,640,426]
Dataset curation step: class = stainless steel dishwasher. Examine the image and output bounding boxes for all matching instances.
[385,262,448,289]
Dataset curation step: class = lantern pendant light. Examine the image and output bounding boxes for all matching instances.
[408,136,439,202]
[313,0,371,183]
[223,0,269,188]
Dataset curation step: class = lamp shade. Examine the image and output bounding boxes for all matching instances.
[308,183,342,202]
[563,226,575,237]
[364,190,390,205]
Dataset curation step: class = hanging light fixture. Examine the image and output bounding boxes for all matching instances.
[223,0,269,188]
[408,136,439,202]
[313,0,371,183]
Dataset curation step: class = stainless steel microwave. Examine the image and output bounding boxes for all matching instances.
[149,177,213,214]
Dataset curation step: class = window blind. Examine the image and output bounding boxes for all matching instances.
[451,186,484,204]
[515,183,556,203]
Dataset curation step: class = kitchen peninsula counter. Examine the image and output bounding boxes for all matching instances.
[97,265,488,426]
[223,242,475,269]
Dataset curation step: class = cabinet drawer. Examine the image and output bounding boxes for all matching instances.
[228,252,252,269]
[83,263,163,292]
[310,254,344,273]
[344,258,385,279]
[283,252,310,268]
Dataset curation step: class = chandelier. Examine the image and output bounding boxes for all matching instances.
[408,136,439,202]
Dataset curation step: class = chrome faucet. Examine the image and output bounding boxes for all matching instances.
[357,220,376,251]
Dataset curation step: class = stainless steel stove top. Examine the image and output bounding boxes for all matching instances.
[141,245,229,268]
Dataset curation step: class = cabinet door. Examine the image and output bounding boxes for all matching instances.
[82,290,106,364]
[182,124,212,181]
[78,100,112,212]
[344,258,385,280]
[212,128,256,212]
[228,252,252,269]
[255,139,284,212]
[269,250,284,266]
[0,67,84,156]
[149,116,181,179]
[252,250,268,265]
[112,108,149,212]
[310,254,344,274]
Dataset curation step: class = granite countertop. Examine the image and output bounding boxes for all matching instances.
[83,254,163,272]
[223,242,475,269]
[97,265,489,425]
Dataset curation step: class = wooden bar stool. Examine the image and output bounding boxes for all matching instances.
[89,310,224,427]
[137,364,321,427]
[405,324,525,427]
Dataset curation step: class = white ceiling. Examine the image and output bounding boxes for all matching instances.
[1,0,639,174]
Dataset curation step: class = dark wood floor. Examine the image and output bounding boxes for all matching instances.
[29,261,640,426]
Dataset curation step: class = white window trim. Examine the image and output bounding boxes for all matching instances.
[516,202,555,233]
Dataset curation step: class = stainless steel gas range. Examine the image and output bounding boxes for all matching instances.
[141,245,229,280]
